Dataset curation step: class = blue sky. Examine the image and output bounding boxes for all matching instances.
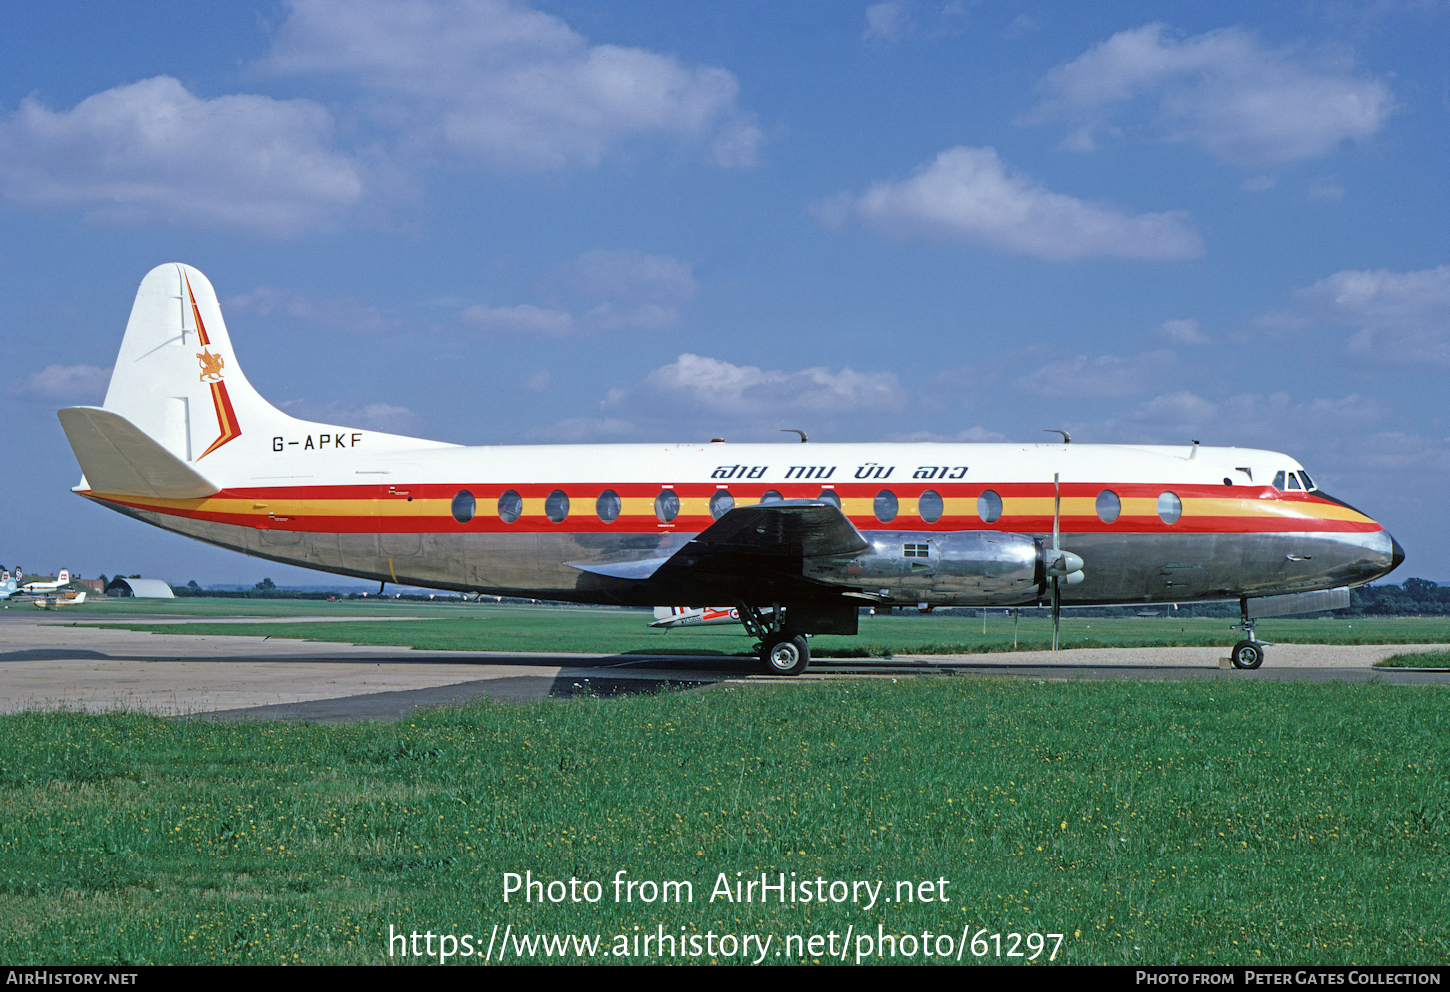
[3,0,1447,585]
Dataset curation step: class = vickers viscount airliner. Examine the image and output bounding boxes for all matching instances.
[58,264,1402,674]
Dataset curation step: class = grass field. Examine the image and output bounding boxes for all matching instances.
[65,598,1450,657]
[1376,650,1450,669]
[1,678,1448,966]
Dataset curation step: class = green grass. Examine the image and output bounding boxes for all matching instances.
[1375,650,1450,669]
[2,679,1448,965]
[81,608,1450,657]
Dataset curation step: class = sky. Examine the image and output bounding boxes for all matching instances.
[2,0,1447,586]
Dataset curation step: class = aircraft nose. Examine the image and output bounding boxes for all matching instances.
[1389,533,1405,572]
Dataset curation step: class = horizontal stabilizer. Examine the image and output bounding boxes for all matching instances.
[58,406,218,499]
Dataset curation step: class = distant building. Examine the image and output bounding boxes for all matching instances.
[104,578,175,599]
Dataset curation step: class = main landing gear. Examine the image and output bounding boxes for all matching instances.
[1229,601,1268,670]
[736,601,810,676]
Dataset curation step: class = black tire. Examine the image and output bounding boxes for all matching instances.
[1231,640,1264,670]
[760,634,809,676]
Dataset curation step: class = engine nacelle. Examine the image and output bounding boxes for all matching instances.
[803,530,1044,606]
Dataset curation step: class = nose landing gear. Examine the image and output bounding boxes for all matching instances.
[1229,600,1269,670]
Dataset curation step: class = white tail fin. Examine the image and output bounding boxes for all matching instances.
[61,264,450,489]
[57,570,69,583]
[100,264,286,463]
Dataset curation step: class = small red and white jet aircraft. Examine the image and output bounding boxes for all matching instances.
[58,264,1402,673]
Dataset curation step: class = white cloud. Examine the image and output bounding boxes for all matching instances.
[0,76,361,237]
[1274,265,1450,365]
[459,303,575,336]
[820,146,1203,261]
[864,1,913,40]
[17,364,112,402]
[1124,389,1382,442]
[1157,318,1211,345]
[462,247,697,334]
[224,287,398,334]
[1033,23,1395,164]
[614,354,906,418]
[570,248,697,305]
[268,0,762,170]
[1015,350,1178,398]
[525,353,908,442]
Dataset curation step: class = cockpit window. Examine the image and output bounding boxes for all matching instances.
[1299,471,1316,491]
[1286,472,1301,490]
[1272,471,1286,490]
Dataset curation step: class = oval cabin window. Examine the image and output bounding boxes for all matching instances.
[977,490,1002,524]
[874,490,898,522]
[544,490,570,523]
[1157,491,1182,525]
[655,490,679,523]
[918,490,943,523]
[497,490,522,524]
[596,490,621,522]
[709,490,734,519]
[1096,490,1121,524]
[451,490,475,524]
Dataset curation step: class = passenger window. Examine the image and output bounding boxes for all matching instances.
[655,490,679,523]
[760,490,783,504]
[977,490,1002,523]
[545,490,570,522]
[874,490,898,522]
[1157,491,1182,524]
[1095,490,1120,524]
[1272,471,1286,490]
[596,490,621,522]
[497,490,522,524]
[816,490,840,508]
[451,490,475,524]
[709,490,734,519]
[918,490,943,523]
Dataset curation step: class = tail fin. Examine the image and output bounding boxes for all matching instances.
[57,570,69,584]
[98,263,285,463]
[61,263,450,489]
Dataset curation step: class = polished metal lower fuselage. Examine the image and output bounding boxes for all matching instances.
[106,500,1397,607]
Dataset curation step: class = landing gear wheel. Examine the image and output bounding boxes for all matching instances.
[1231,640,1265,670]
[760,634,809,676]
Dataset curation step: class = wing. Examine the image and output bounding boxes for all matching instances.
[568,499,869,582]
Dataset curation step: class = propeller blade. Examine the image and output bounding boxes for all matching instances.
[1051,574,1060,652]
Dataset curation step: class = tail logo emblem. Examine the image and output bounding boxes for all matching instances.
[184,271,242,460]
[197,349,225,383]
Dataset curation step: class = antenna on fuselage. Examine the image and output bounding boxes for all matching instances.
[1044,429,1071,444]
[782,429,808,443]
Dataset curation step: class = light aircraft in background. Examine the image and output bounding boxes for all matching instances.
[650,605,778,629]
[1,570,87,609]
[57,264,1402,674]
[19,569,72,594]
[27,590,87,610]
